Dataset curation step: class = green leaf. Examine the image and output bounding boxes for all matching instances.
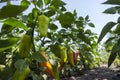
[0,65,13,79]
[0,5,28,19]
[49,23,58,31]
[108,44,120,67]
[84,52,93,63]
[44,0,51,5]
[1,24,14,34]
[14,59,28,73]
[44,10,56,17]
[117,17,120,23]
[31,53,46,62]
[0,0,8,3]
[105,37,117,44]
[88,22,95,28]
[115,6,120,14]
[21,0,30,6]
[97,22,117,43]
[118,51,120,58]
[75,21,83,27]
[32,8,38,19]
[0,37,19,52]
[118,8,120,14]
[53,64,60,80]
[85,29,92,34]
[103,0,120,5]
[36,0,43,8]
[51,0,66,8]
[30,72,41,80]
[50,44,67,62]
[58,12,74,28]
[103,7,116,14]
[77,33,91,45]
[79,16,84,21]
[73,10,77,17]
[3,18,28,30]
[114,23,120,34]
[61,6,66,11]
[50,45,62,58]
[85,15,89,21]
[27,13,34,22]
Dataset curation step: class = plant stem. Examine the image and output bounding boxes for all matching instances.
[31,16,38,52]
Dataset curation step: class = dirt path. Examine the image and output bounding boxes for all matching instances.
[62,64,120,80]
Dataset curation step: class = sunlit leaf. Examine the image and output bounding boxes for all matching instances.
[21,0,30,6]
[3,18,28,30]
[97,22,117,43]
[0,37,19,52]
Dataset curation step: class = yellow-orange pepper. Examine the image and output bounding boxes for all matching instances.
[38,52,55,78]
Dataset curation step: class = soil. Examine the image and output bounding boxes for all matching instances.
[61,63,120,80]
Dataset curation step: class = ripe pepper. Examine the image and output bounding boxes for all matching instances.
[38,52,55,78]
[18,34,32,58]
[38,15,50,37]
[73,51,79,64]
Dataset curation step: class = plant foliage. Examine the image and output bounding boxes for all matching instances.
[0,0,100,79]
[98,0,120,67]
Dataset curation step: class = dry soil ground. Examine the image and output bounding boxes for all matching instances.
[61,63,120,80]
